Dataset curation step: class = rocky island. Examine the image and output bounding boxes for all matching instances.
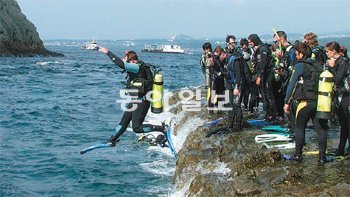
[0,0,63,57]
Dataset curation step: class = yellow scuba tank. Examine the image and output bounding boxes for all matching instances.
[316,69,334,119]
[206,87,211,102]
[151,72,163,113]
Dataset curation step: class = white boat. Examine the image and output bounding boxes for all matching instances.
[123,40,136,47]
[81,38,98,50]
[142,44,184,54]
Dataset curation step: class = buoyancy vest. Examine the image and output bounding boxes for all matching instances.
[281,44,296,69]
[252,44,273,72]
[336,57,350,92]
[127,61,154,97]
[295,58,323,101]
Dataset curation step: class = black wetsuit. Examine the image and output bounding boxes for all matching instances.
[208,57,225,112]
[329,56,350,155]
[276,44,296,117]
[248,51,260,113]
[225,54,243,130]
[105,51,163,143]
[284,59,327,161]
[252,44,276,119]
[278,44,297,125]
[238,48,252,110]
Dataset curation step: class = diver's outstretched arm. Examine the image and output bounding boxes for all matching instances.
[98,46,125,69]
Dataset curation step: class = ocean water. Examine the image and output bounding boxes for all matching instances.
[0,39,204,196]
[1,36,349,196]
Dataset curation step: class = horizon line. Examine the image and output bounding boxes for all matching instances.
[41,33,350,41]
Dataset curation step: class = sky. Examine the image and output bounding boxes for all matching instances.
[16,0,350,40]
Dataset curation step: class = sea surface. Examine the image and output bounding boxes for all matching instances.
[1,36,349,196]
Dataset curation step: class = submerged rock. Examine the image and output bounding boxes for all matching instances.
[0,0,63,57]
[172,90,350,196]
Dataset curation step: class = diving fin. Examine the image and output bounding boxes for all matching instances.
[80,140,120,155]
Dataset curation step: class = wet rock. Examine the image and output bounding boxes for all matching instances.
[188,174,233,197]
[172,90,350,196]
[310,183,350,196]
[0,0,63,57]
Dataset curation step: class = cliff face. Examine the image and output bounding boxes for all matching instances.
[0,0,62,57]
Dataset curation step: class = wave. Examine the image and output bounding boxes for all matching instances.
[35,61,60,66]
[44,41,81,47]
[318,34,350,39]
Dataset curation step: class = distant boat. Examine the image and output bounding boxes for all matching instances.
[141,44,185,54]
[81,38,98,50]
[123,40,136,47]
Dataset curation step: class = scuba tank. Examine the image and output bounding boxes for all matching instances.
[205,67,211,88]
[151,71,163,113]
[204,54,211,89]
[316,69,334,119]
[205,58,212,109]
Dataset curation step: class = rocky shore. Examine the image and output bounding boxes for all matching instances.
[0,0,63,57]
[169,90,350,196]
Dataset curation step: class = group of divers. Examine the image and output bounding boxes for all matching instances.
[199,32,349,163]
[81,31,350,164]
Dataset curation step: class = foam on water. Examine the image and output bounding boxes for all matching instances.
[170,179,194,197]
[173,114,205,150]
[35,61,60,66]
[139,160,175,176]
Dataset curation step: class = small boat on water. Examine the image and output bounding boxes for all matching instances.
[142,44,184,54]
[81,38,98,50]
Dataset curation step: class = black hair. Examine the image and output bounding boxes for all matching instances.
[202,42,212,51]
[340,46,348,58]
[226,35,236,43]
[240,38,249,47]
[248,34,263,46]
[325,42,341,53]
[276,31,287,39]
[295,42,312,59]
[214,45,224,54]
[126,51,138,61]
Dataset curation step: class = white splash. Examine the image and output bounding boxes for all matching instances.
[212,162,231,175]
[35,61,60,66]
[139,160,175,176]
[173,114,205,150]
[44,41,81,47]
[170,178,194,197]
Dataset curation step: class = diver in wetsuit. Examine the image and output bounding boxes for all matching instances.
[325,42,350,156]
[303,32,327,65]
[248,34,276,121]
[98,47,165,145]
[283,42,328,163]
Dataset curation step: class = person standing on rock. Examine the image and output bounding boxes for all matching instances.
[248,34,277,122]
[220,45,243,132]
[325,42,350,156]
[200,42,213,89]
[283,42,328,163]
